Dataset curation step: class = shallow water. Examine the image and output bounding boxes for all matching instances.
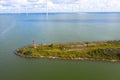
[0,13,120,80]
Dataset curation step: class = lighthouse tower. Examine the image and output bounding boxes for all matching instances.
[32,40,37,48]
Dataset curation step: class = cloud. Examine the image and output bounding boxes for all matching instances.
[75,0,120,12]
[0,0,120,13]
[50,0,78,4]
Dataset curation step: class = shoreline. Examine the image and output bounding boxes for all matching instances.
[15,51,118,62]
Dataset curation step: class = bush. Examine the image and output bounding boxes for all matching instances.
[24,51,32,55]
[49,44,54,48]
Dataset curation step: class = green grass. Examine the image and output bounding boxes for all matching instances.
[16,40,120,61]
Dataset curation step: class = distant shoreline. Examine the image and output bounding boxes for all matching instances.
[1,12,120,14]
[15,40,120,62]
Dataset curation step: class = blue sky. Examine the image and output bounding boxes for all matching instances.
[0,0,120,13]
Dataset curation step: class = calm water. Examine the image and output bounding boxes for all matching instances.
[1,13,120,80]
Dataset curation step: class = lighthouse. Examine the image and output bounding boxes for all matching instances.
[32,40,37,48]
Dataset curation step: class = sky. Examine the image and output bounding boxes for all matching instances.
[0,0,120,13]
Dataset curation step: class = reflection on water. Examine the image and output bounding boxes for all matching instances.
[0,13,120,80]
[0,15,16,38]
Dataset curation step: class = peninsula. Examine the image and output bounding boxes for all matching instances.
[15,40,120,62]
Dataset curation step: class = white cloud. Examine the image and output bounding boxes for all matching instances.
[75,0,120,12]
[50,0,77,4]
[0,0,120,13]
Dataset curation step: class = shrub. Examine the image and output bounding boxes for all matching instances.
[49,44,54,48]
[24,51,32,55]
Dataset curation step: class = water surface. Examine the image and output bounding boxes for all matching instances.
[0,13,120,80]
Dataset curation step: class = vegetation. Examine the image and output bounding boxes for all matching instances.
[15,40,120,62]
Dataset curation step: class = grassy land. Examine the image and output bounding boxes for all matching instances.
[16,40,120,62]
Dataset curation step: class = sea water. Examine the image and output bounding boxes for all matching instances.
[0,13,120,80]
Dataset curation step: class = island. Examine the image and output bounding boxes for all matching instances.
[15,40,120,62]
